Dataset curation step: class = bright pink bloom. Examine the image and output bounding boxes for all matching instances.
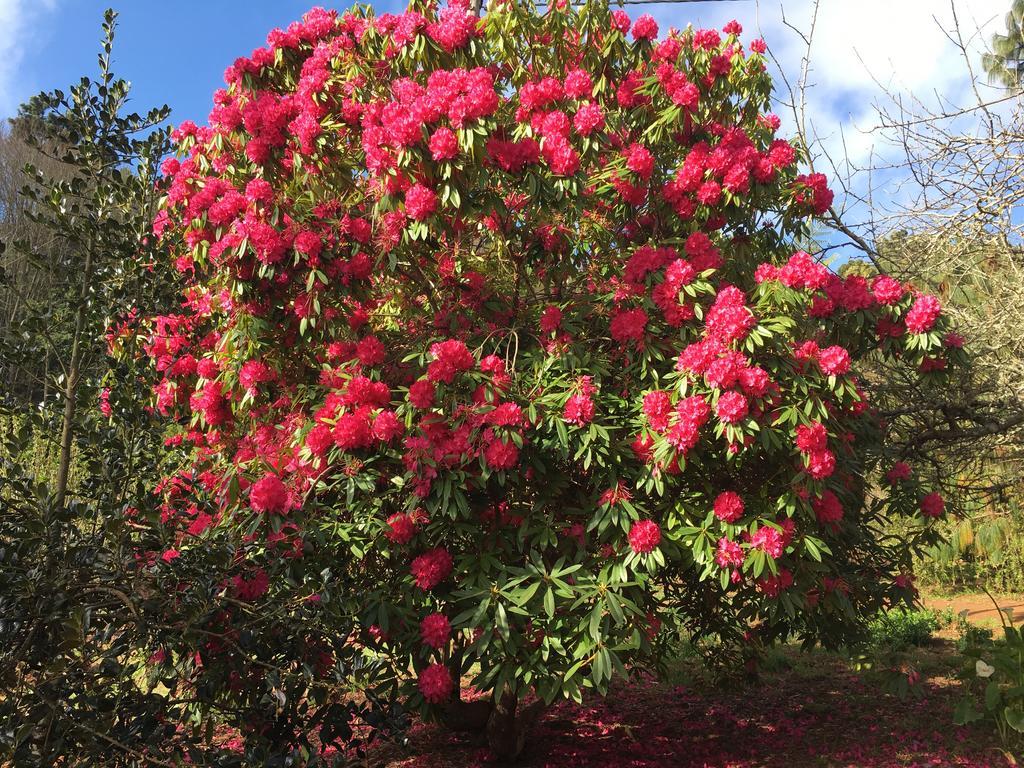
[716,391,749,424]
[818,345,851,376]
[420,613,451,648]
[715,537,744,569]
[625,143,655,179]
[540,305,563,334]
[239,360,273,390]
[385,512,417,544]
[250,473,289,514]
[905,294,942,334]
[628,519,661,554]
[632,14,658,40]
[373,410,404,442]
[429,127,460,161]
[795,422,828,454]
[643,390,673,431]
[563,69,593,99]
[411,547,453,589]
[427,339,475,383]
[806,449,836,479]
[418,663,454,704]
[564,393,595,426]
[751,525,785,558]
[713,491,745,523]
[409,379,436,408]
[484,436,520,470]
[872,275,904,305]
[610,308,648,344]
[405,183,438,221]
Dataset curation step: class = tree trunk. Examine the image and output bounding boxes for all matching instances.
[54,245,93,510]
[485,690,544,762]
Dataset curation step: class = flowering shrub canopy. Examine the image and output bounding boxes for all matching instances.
[144,0,965,720]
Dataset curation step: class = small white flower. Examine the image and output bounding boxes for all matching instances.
[976,659,996,679]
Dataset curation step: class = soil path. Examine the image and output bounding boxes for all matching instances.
[924,592,1024,624]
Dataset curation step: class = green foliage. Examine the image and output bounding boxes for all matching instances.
[953,613,995,653]
[983,0,1024,89]
[916,497,1024,594]
[865,608,941,651]
[954,602,1024,753]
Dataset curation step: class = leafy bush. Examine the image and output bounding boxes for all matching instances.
[136,0,965,758]
[954,613,995,652]
[866,608,941,650]
[1,12,405,766]
[955,604,1024,751]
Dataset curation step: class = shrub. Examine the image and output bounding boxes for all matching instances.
[866,608,941,650]
[140,0,966,757]
[955,605,1024,749]
[954,613,995,652]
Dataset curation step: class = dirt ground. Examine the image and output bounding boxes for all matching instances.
[374,633,1011,767]
[924,591,1024,626]
[354,592,1021,767]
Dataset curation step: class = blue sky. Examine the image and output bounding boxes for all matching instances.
[2,1,767,124]
[1,2,397,122]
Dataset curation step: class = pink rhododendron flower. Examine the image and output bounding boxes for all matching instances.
[405,183,438,221]
[610,307,648,344]
[631,14,658,40]
[886,461,912,484]
[716,391,749,424]
[713,491,745,523]
[818,346,850,376]
[905,294,942,334]
[628,519,661,554]
[484,436,520,470]
[420,612,451,648]
[920,492,945,518]
[418,663,454,704]
[429,127,459,161]
[813,490,844,525]
[411,547,453,589]
[751,525,785,558]
[715,536,744,569]
[795,422,828,454]
[385,512,418,544]
[250,473,289,514]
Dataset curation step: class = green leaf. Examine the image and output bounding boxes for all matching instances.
[986,681,1002,711]
[1006,706,1024,733]
[953,697,983,725]
[514,581,540,607]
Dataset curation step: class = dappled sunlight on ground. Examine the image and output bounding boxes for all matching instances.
[380,647,1008,768]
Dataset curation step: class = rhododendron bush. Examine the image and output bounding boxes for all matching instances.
[141,0,967,756]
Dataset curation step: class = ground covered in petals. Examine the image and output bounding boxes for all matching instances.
[378,643,1009,767]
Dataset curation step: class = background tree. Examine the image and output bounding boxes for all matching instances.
[2,11,404,767]
[0,11,182,766]
[785,0,1024,591]
[984,0,1024,90]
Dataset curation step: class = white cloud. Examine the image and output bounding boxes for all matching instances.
[0,0,58,118]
